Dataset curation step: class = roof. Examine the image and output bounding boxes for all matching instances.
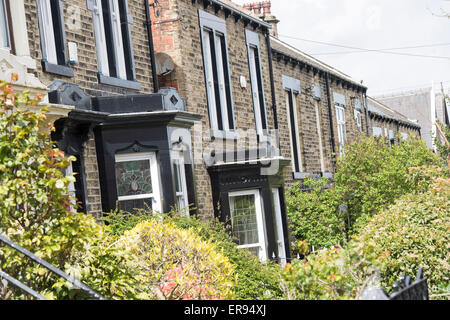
[367,96,420,129]
[270,36,367,89]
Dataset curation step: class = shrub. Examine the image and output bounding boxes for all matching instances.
[116,219,236,300]
[335,135,441,234]
[103,209,286,300]
[286,178,346,249]
[286,136,441,250]
[354,169,450,298]
[0,79,138,300]
[281,167,449,300]
[166,215,286,300]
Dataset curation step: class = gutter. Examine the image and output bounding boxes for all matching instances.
[145,0,159,93]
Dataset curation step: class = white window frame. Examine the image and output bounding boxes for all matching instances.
[246,29,267,135]
[115,152,162,213]
[199,10,235,134]
[65,160,77,213]
[272,188,286,267]
[172,150,189,216]
[36,0,58,65]
[314,99,326,173]
[283,75,304,177]
[90,0,131,80]
[0,0,10,50]
[335,105,347,156]
[229,189,267,262]
[354,109,362,132]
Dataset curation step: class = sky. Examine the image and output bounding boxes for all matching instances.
[234,0,450,96]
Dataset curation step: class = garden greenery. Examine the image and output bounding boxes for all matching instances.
[286,135,443,249]
[281,167,449,300]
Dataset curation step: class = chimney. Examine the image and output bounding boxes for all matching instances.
[243,1,280,37]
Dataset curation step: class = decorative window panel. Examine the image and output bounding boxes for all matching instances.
[115,152,161,213]
[229,190,267,261]
[199,9,235,132]
[246,29,267,134]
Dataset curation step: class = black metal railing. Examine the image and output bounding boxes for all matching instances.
[0,233,106,300]
[359,268,429,300]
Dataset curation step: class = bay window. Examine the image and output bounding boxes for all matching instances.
[229,190,267,262]
[199,10,235,135]
[114,152,161,213]
[88,0,139,89]
[246,29,267,135]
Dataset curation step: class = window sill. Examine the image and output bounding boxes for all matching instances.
[98,73,141,91]
[211,129,240,141]
[322,172,334,179]
[293,172,311,180]
[41,60,74,78]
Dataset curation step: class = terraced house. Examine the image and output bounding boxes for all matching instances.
[1,0,421,264]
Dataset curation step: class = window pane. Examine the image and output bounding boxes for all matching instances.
[230,194,259,246]
[115,159,152,197]
[0,0,9,49]
[173,161,181,193]
[118,198,152,213]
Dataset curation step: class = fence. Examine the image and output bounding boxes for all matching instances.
[360,268,429,300]
[0,233,105,300]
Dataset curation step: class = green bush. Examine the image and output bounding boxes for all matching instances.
[286,178,346,249]
[0,79,138,300]
[335,135,441,234]
[286,135,443,251]
[354,170,450,298]
[103,209,286,300]
[281,167,449,300]
[116,219,236,300]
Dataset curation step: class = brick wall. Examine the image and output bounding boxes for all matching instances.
[24,0,155,218]
[151,0,277,220]
[272,52,368,187]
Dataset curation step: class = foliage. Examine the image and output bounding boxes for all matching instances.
[335,134,441,234]
[281,166,449,300]
[286,178,346,249]
[286,135,443,252]
[354,168,450,298]
[116,219,236,300]
[0,79,138,300]
[280,242,386,300]
[435,120,450,161]
[103,209,286,300]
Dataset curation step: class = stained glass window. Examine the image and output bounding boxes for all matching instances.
[115,159,152,197]
[114,152,161,213]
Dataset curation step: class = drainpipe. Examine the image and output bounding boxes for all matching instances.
[363,90,370,135]
[325,72,336,156]
[145,0,159,93]
[266,31,278,131]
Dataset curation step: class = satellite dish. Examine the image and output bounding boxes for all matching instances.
[155,52,175,76]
